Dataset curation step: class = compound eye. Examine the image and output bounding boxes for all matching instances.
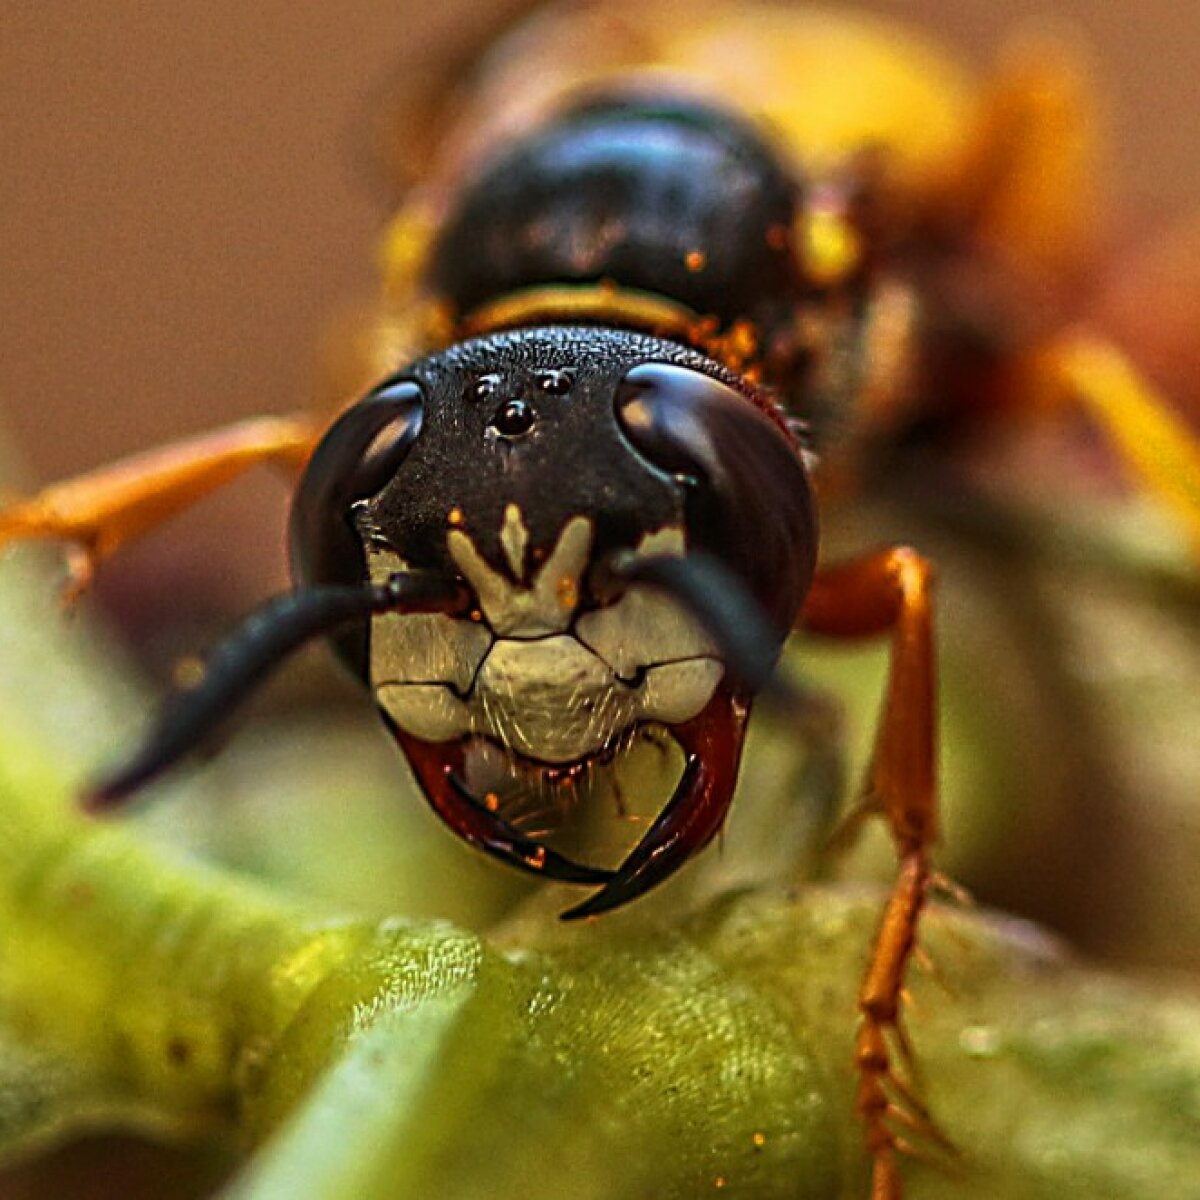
[349,380,426,499]
[615,363,740,480]
[491,397,536,438]
[290,377,425,589]
[614,361,817,634]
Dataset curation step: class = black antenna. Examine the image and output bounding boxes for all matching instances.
[85,573,465,810]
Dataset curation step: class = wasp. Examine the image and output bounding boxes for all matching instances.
[2,3,1198,1196]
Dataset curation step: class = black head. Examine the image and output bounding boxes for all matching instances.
[290,325,817,675]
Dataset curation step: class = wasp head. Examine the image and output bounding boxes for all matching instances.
[290,326,817,914]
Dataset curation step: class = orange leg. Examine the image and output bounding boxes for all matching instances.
[0,415,320,600]
[800,547,945,1199]
[1029,329,1200,556]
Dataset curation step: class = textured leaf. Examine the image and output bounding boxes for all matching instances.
[1,510,1199,1199]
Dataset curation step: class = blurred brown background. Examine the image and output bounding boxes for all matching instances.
[2,0,1199,620]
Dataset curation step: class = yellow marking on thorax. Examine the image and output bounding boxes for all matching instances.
[798,207,863,290]
[457,284,699,343]
[456,283,764,377]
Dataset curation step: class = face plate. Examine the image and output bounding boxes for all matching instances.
[342,326,778,767]
[362,511,723,763]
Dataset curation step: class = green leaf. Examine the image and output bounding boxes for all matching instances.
[1,521,1200,1199]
